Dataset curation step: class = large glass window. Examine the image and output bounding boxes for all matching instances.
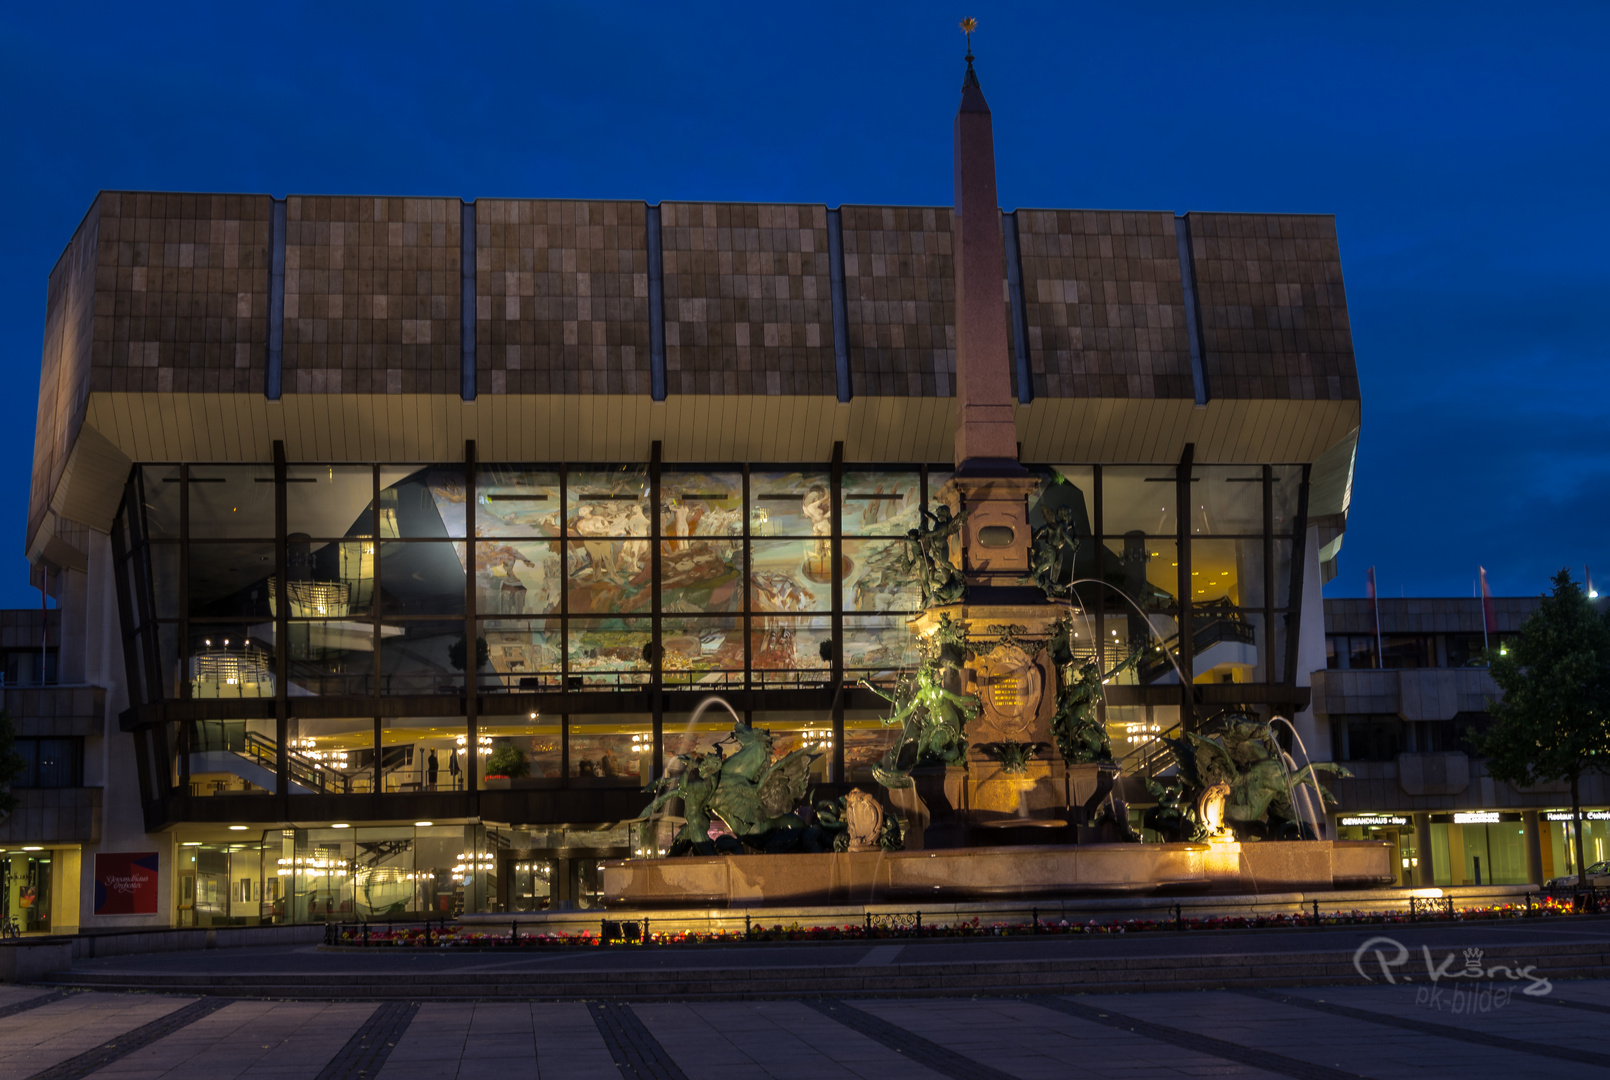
[1101,465,1177,538]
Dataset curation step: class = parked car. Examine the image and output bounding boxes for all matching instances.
[1545,860,1610,889]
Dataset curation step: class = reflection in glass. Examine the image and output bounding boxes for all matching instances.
[844,538,921,612]
[752,615,831,685]
[352,826,415,917]
[287,465,376,538]
[569,715,651,784]
[567,619,651,687]
[142,466,182,539]
[380,621,471,695]
[841,469,921,536]
[477,466,561,536]
[750,470,831,537]
[372,466,466,538]
[1101,465,1176,537]
[1185,467,1265,535]
[186,465,276,539]
[1272,466,1302,535]
[661,470,742,537]
[378,541,466,616]
[478,619,561,691]
[148,543,180,619]
[843,615,919,675]
[566,467,650,537]
[661,617,743,687]
[844,709,899,784]
[188,544,274,618]
[476,540,560,616]
[750,540,830,613]
[284,621,377,696]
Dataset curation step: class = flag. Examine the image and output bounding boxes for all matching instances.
[1366,566,1383,669]
[1479,566,1494,652]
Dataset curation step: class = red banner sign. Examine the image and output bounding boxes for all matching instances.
[93,852,159,915]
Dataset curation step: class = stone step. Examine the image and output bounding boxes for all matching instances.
[43,942,1610,1000]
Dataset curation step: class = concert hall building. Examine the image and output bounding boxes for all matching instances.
[11,67,1368,929]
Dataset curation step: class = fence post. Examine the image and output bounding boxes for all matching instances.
[643,918,649,945]
[1032,907,1039,934]
[1446,897,1454,920]
[363,921,369,947]
[746,913,752,938]
[864,912,871,935]
[1174,903,1183,932]
[1312,900,1319,924]
[426,921,432,947]
[512,920,517,946]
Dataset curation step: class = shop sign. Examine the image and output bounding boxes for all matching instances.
[1430,812,1522,825]
[1544,810,1610,822]
[94,852,159,915]
[1340,815,1410,827]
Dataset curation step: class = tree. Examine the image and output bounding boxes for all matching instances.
[0,711,24,816]
[1479,569,1610,887]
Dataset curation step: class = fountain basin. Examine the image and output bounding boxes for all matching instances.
[602,840,1394,907]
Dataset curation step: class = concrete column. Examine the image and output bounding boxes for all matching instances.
[1523,809,1544,886]
[1414,812,1435,889]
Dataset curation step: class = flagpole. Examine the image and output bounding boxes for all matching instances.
[1479,566,1492,654]
[1367,566,1383,669]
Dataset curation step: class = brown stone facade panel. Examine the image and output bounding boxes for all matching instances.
[1187,213,1359,401]
[89,192,273,396]
[284,196,460,395]
[476,199,650,395]
[32,201,103,552]
[1015,209,1193,400]
[841,206,955,398]
[660,202,833,396]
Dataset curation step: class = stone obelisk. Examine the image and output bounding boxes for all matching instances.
[935,41,1039,594]
[912,32,1072,833]
[951,49,1020,471]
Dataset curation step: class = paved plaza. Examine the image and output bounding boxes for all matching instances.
[0,921,1606,1079]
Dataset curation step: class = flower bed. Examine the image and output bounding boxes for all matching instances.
[326,895,1586,949]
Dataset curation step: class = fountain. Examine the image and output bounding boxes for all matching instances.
[600,35,1392,909]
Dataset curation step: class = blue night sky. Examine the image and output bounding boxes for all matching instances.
[2,2,1606,608]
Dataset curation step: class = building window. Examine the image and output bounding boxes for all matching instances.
[14,738,83,787]
[1331,714,1402,762]
[1380,635,1433,669]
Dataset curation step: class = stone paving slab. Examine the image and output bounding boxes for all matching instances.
[638,999,950,1080]
[83,1000,377,1080]
[0,993,192,1080]
[1077,989,1591,1080]
[0,978,1603,1078]
[855,996,1292,1080]
[375,1001,617,1080]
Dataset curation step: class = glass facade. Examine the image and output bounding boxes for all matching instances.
[173,821,635,925]
[114,458,1312,864]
